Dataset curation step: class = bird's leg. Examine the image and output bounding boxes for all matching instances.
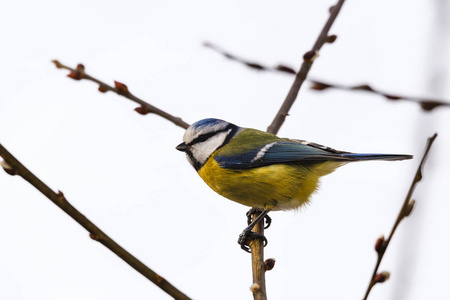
[238,209,271,253]
[246,208,272,229]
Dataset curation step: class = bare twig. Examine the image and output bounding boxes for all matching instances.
[203,42,298,76]
[52,60,190,130]
[363,133,437,300]
[268,0,346,134]
[310,80,450,112]
[244,1,347,299]
[0,143,192,300]
[249,213,267,300]
[205,44,450,113]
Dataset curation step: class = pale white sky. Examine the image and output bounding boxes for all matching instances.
[0,1,449,299]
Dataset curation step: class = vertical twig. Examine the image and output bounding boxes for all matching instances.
[249,212,267,300]
[363,133,437,300]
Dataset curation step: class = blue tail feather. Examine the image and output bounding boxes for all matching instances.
[341,153,413,161]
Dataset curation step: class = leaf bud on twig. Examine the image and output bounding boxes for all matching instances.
[52,60,63,69]
[114,81,129,94]
[245,62,265,71]
[384,94,402,100]
[76,64,85,71]
[326,35,337,43]
[310,81,332,91]
[98,84,108,93]
[264,258,276,271]
[1,160,17,176]
[374,271,390,283]
[374,235,386,253]
[275,65,297,75]
[67,70,83,80]
[403,200,416,217]
[135,106,150,115]
[352,84,374,92]
[303,50,319,62]
[250,283,260,293]
[420,101,443,112]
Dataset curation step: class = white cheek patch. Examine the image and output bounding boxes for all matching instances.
[190,130,231,165]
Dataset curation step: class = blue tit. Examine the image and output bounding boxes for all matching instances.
[176,118,412,251]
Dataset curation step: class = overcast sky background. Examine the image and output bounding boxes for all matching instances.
[1,1,449,299]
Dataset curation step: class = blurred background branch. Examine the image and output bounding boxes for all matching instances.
[363,133,437,300]
[204,45,450,113]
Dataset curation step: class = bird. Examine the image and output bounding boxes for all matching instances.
[176,118,412,251]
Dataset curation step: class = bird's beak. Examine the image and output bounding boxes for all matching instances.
[176,142,188,152]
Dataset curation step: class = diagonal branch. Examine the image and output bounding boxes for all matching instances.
[52,60,190,130]
[267,0,346,134]
[0,143,192,300]
[362,133,438,300]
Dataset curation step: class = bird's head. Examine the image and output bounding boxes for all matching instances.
[176,118,240,171]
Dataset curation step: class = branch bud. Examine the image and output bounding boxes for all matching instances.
[52,60,63,69]
[114,81,129,94]
[250,283,260,293]
[67,70,83,80]
[326,35,337,43]
[374,235,386,253]
[98,84,108,93]
[374,271,390,283]
[420,101,442,112]
[89,233,99,241]
[245,62,265,71]
[76,64,85,71]
[352,84,374,92]
[264,258,276,271]
[1,160,17,176]
[275,65,296,75]
[135,106,150,115]
[310,81,331,91]
[403,200,415,217]
[303,50,319,62]
[385,94,401,100]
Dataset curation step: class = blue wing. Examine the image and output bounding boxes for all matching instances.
[215,141,354,169]
[215,140,412,169]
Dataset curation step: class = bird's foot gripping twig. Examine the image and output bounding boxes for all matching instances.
[246,208,272,229]
[238,229,268,253]
[238,209,271,252]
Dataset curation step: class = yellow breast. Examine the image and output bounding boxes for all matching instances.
[198,153,343,210]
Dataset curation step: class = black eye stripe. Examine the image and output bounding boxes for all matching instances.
[188,125,233,146]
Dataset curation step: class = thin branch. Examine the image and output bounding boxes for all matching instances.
[266,0,346,134]
[363,133,438,300]
[249,213,267,300]
[0,143,192,300]
[310,80,450,112]
[203,42,298,76]
[205,44,450,113]
[244,1,347,299]
[52,60,190,130]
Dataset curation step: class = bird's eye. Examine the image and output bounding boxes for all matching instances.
[189,131,218,146]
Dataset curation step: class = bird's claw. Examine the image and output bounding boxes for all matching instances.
[237,229,268,253]
[246,208,272,229]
